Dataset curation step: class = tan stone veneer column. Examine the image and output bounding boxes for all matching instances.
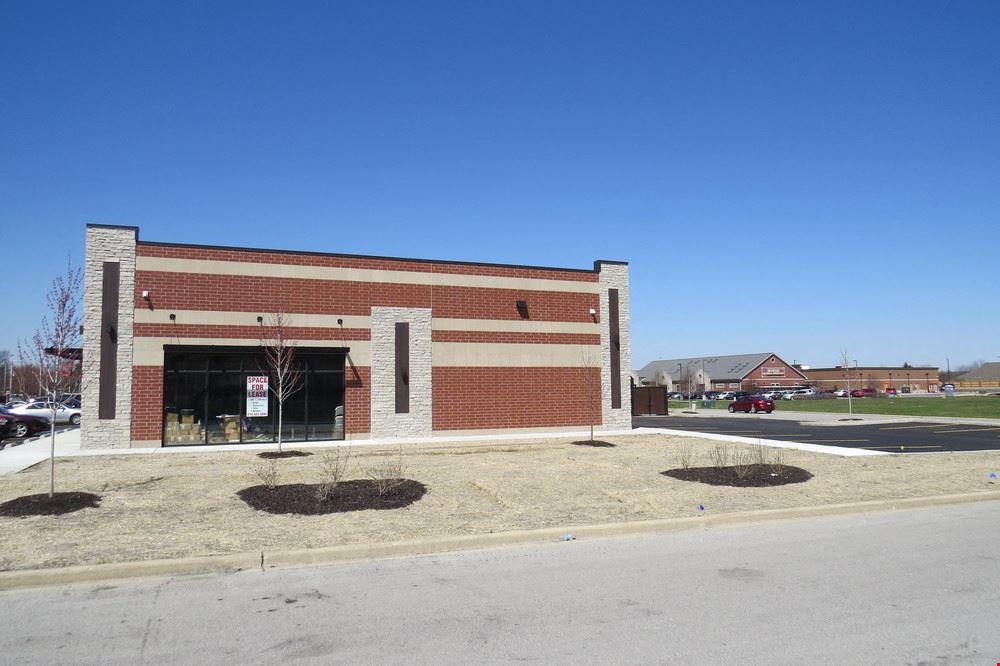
[81,224,137,449]
[597,261,632,429]
[369,307,432,438]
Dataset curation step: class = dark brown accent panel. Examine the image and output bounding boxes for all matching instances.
[98,262,120,419]
[395,322,409,414]
[609,289,621,409]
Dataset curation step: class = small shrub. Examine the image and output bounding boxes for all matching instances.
[678,443,695,471]
[709,444,730,470]
[250,460,279,489]
[751,443,786,468]
[315,446,354,503]
[732,448,754,481]
[365,445,407,497]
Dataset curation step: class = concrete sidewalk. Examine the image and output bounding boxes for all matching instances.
[0,428,83,476]
[666,406,1000,427]
[1,426,645,476]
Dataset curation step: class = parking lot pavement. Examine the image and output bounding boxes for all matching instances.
[633,415,1000,453]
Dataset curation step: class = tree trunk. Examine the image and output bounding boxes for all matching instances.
[49,401,56,498]
[277,400,283,453]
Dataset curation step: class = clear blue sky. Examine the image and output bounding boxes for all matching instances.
[2,0,998,370]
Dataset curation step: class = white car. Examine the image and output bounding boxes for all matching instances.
[10,401,82,425]
[784,389,818,400]
[833,389,848,397]
[715,391,737,401]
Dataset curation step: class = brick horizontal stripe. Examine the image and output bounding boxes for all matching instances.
[432,330,600,345]
[135,309,600,335]
[135,309,370,329]
[135,272,599,322]
[134,323,370,341]
[137,243,599,282]
[134,338,373,366]
[136,256,599,295]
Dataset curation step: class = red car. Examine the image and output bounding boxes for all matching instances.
[728,396,775,414]
[0,407,49,439]
[851,388,877,398]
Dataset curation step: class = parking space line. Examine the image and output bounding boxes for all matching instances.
[932,427,1000,434]
[799,439,871,443]
[878,424,945,430]
[858,444,942,450]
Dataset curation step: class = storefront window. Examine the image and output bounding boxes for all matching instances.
[162,346,346,446]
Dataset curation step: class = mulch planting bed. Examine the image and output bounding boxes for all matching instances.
[237,479,427,515]
[572,440,617,448]
[662,464,813,488]
[0,492,102,517]
[257,450,314,459]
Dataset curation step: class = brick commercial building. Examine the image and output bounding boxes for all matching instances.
[81,225,631,449]
[636,353,806,393]
[802,366,940,393]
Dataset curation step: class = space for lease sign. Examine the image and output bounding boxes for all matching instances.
[246,376,269,417]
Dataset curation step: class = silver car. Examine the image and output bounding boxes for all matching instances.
[10,401,82,425]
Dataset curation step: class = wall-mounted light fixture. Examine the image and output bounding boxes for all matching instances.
[515,300,529,318]
[337,318,343,326]
[589,308,596,316]
[169,313,176,322]
[256,316,263,324]
[141,290,150,300]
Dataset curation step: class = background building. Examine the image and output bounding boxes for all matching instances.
[82,225,631,448]
[802,366,940,393]
[635,353,806,393]
[952,363,1000,391]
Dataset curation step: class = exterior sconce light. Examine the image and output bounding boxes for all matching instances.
[168,313,176,322]
[141,290,150,300]
[589,308,596,316]
[515,300,529,318]
[256,316,263,323]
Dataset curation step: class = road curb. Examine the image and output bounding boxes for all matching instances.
[3,490,999,591]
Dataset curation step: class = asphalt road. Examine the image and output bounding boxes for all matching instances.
[2,501,999,663]
[633,415,1000,453]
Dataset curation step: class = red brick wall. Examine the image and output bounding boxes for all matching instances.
[433,367,601,431]
[345,364,370,434]
[744,356,805,383]
[129,241,606,443]
[132,365,164,441]
[137,243,599,283]
[135,273,598,322]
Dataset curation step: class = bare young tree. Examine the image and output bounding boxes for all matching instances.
[259,312,304,454]
[581,350,601,442]
[17,258,82,497]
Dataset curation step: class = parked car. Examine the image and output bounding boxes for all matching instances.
[9,401,82,425]
[884,387,898,395]
[715,391,737,401]
[850,388,877,398]
[0,412,10,441]
[759,390,785,400]
[728,396,775,414]
[833,389,848,397]
[784,389,818,400]
[941,383,956,392]
[0,407,50,438]
[667,392,685,400]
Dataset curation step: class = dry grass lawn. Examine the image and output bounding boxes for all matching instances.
[2,433,999,571]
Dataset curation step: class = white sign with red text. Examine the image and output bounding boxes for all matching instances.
[246,376,269,417]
